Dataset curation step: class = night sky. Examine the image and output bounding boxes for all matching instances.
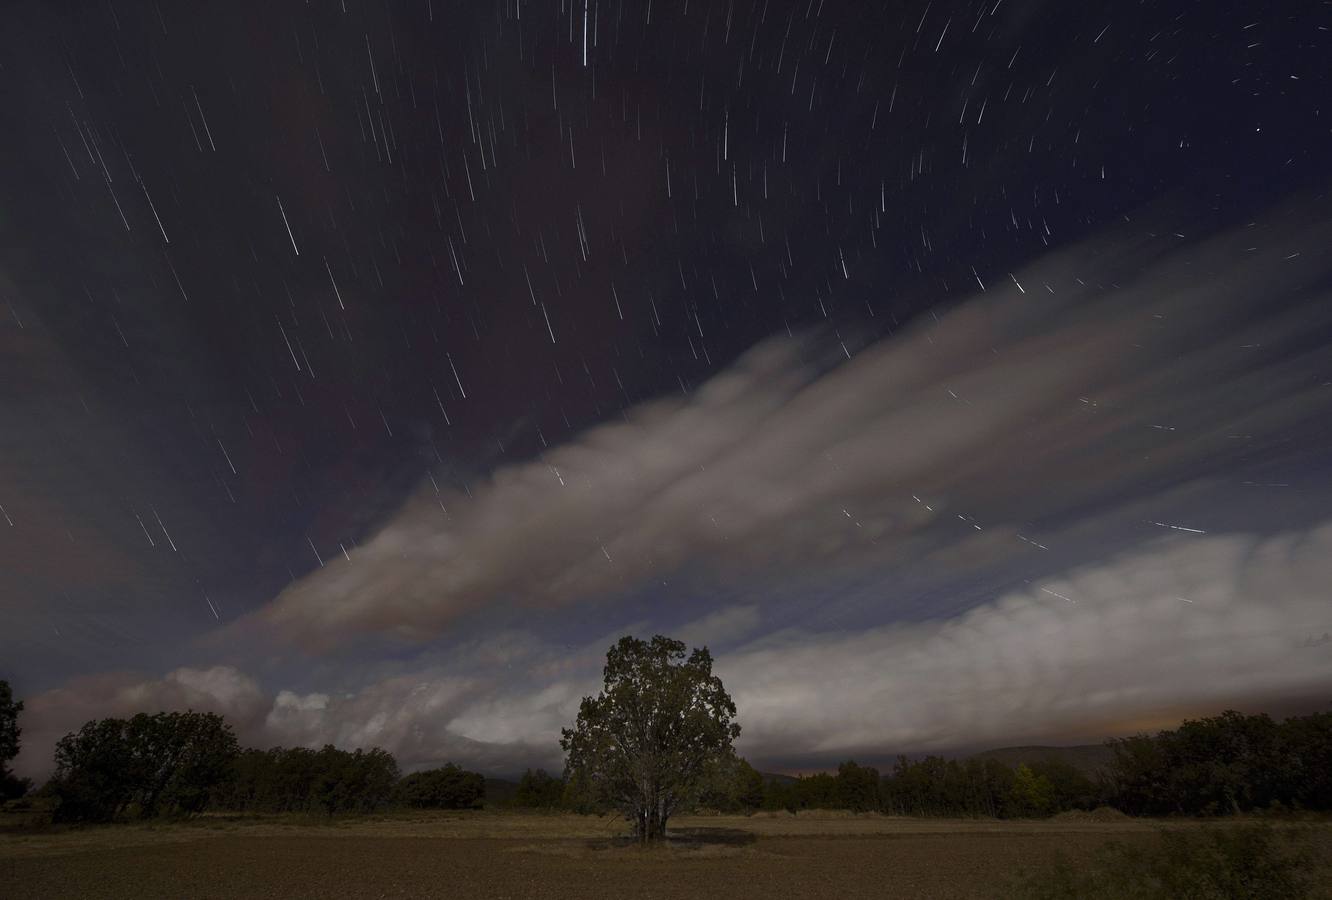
[3,0,1330,779]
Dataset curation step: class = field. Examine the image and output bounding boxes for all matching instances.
[1,810,1329,899]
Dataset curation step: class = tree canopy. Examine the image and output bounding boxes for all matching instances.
[560,635,740,842]
[50,711,239,822]
[0,680,28,800]
[393,763,483,809]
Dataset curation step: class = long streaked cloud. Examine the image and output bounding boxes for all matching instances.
[14,522,1331,781]
[14,208,1332,781]
[722,523,1332,760]
[245,208,1332,649]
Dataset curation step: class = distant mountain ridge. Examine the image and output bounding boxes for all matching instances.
[972,744,1114,776]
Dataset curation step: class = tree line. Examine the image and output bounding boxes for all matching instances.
[0,699,488,823]
[2,674,1329,824]
[512,709,1332,820]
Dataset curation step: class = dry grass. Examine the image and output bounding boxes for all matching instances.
[0,810,1327,899]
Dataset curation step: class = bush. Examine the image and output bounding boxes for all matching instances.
[50,712,238,823]
[393,764,484,810]
[513,768,565,809]
[1103,710,1332,817]
[214,745,399,815]
[1010,824,1318,899]
[1,772,31,802]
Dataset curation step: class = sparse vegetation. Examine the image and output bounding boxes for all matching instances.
[1010,823,1320,899]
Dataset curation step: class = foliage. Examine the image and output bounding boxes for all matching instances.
[1009,824,1318,899]
[1028,758,1101,811]
[0,680,21,770]
[880,755,1025,818]
[214,745,399,815]
[835,761,881,812]
[0,679,29,801]
[695,756,765,812]
[561,635,740,842]
[1007,763,1056,818]
[394,763,484,809]
[1,772,32,802]
[1104,710,1332,816]
[513,768,565,809]
[50,711,239,822]
[1277,712,1332,812]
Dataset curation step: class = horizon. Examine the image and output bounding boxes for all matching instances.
[3,0,1330,786]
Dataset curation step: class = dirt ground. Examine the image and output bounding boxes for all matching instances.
[1,811,1327,899]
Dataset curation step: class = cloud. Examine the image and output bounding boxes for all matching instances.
[676,605,763,649]
[722,523,1332,763]
[15,522,1331,781]
[13,205,1332,781]
[246,207,1332,649]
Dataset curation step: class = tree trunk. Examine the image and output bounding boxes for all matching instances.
[633,797,671,843]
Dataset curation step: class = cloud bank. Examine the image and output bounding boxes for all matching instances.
[250,209,1332,648]
[13,208,1332,780]
[15,522,1331,780]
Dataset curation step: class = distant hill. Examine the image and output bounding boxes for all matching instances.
[973,744,1114,776]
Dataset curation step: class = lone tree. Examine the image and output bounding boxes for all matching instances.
[561,635,740,843]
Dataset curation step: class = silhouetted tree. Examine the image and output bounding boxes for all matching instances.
[0,680,30,801]
[394,763,483,809]
[695,755,765,812]
[835,760,881,812]
[50,711,238,822]
[879,755,1016,818]
[214,745,399,814]
[1006,763,1056,817]
[561,635,740,842]
[1027,759,1098,812]
[1105,709,1332,816]
[1280,712,1332,811]
[513,768,565,808]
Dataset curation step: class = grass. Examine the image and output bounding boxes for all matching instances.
[1009,822,1324,899]
[0,808,1328,899]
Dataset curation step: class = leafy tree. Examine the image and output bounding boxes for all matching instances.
[793,772,839,810]
[835,760,881,812]
[214,745,399,814]
[310,745,399,815]
[50,711,239,822]
[513,768,565,808]
[394,763,483,810]
[1027,759,1098,812]
[50,718,133,822]
[0,680,29,801]
[0,680,21,769]
[732,758,766,811]
[695,755,765,812]
[1006,763,1056,818]
[561,635,740,842]
[1105,710,1301,816]
[1279,712,1332,811]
